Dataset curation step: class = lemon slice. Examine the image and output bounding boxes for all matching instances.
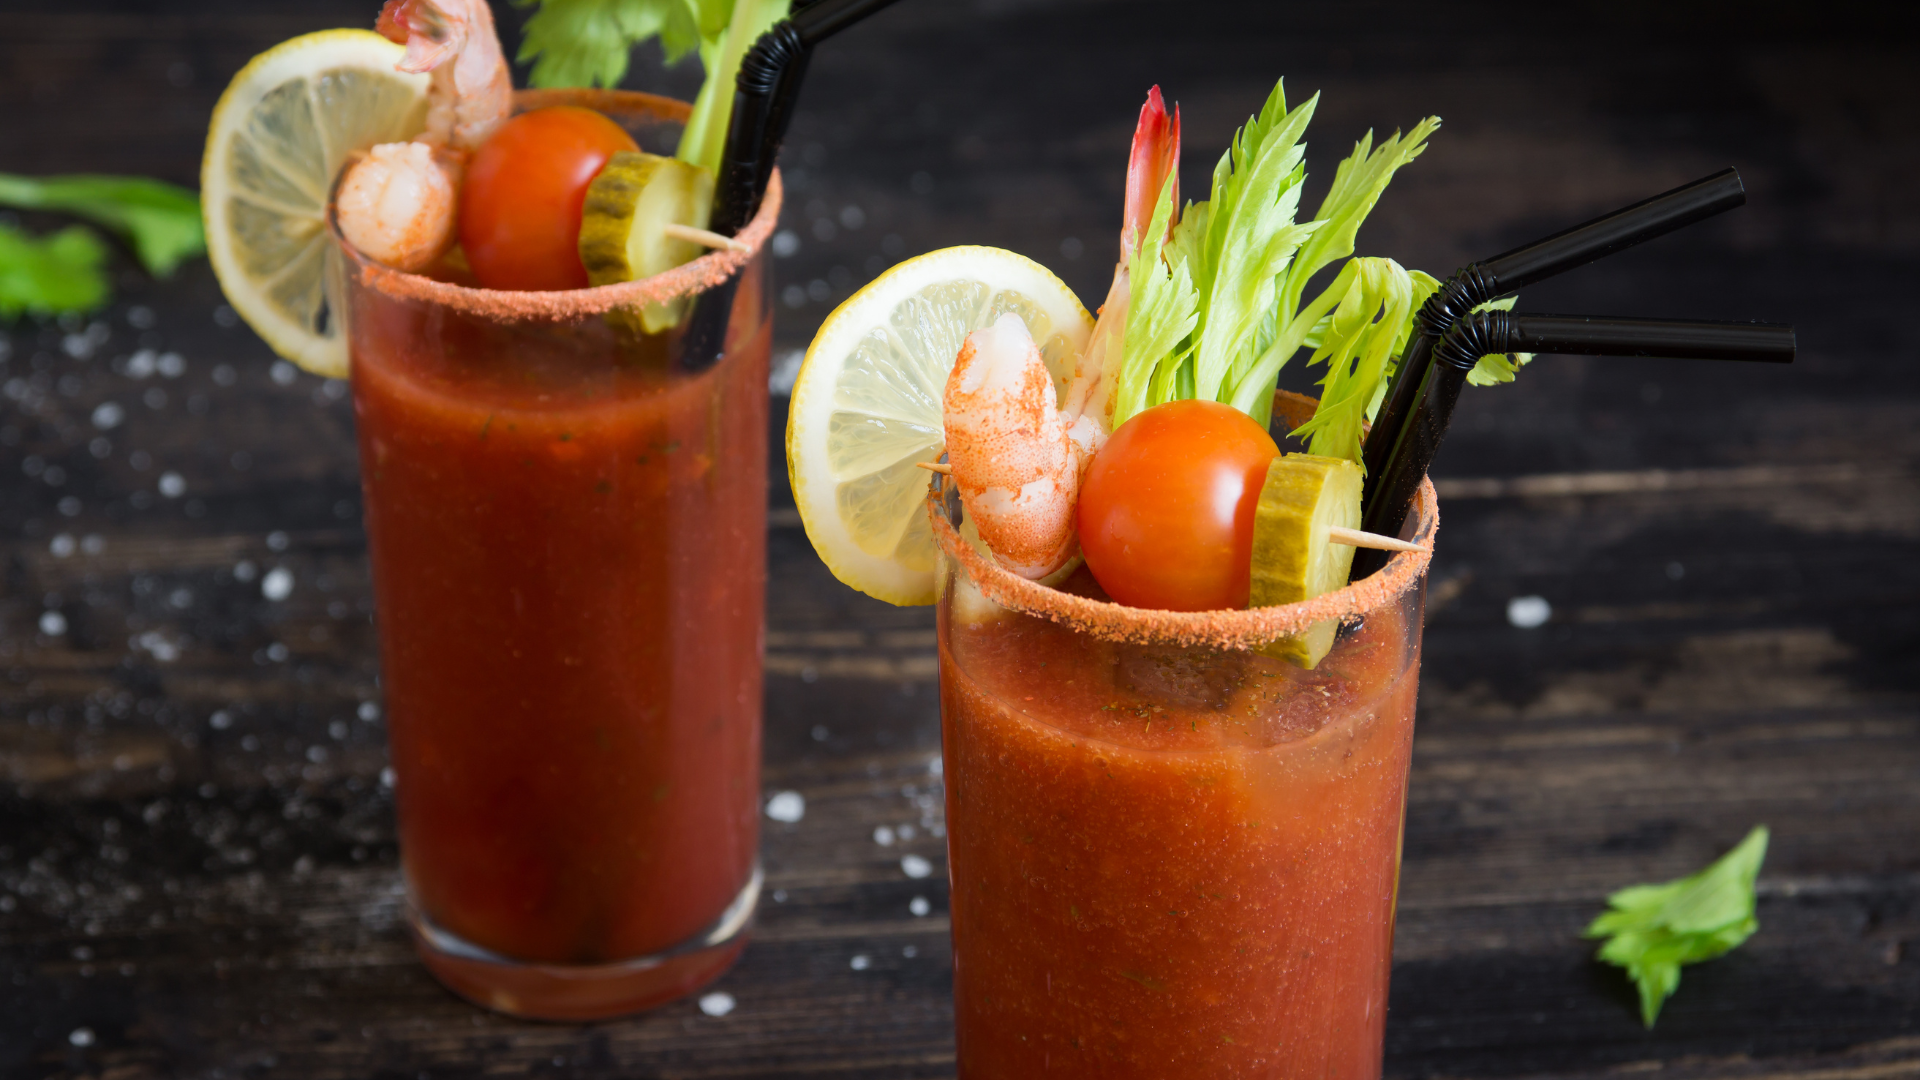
[201,30,430,378]
[788,246,1093,605]
[1249,453,1363,668]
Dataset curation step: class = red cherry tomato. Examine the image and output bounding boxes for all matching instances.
[1077,399,1279,611]
[458,107,639,291]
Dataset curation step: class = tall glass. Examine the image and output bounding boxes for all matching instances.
[338,91,778,1021]
[933,393,1434,1077]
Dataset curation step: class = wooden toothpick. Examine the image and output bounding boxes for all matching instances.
[664,223,750,253]
[1328,525,1427,553]
[914,461,953,475]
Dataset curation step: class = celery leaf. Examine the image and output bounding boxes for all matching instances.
[1220,113,1437,425]
[0,222,110,320]
[1584,825,1769,1028]
[1276,117,1439,320]
[516,0,715,89]
[0,173,204,277]
[1188,83,1318,402]
[1289,258,1413,464]
[1112,173,1199,427]
[1104,78,1442,438]
[516,0,789,185]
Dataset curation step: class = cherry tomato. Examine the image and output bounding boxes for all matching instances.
[1077,399,1279,611]
[459,107,639,291]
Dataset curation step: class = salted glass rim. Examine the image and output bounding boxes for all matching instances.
[332,88,781,320]
[930,390,1438,652]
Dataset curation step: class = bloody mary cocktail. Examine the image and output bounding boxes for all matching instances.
[934,464,1434,1078]
[339,100,780,1019]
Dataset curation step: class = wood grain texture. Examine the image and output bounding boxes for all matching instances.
[0,0,1916,1076]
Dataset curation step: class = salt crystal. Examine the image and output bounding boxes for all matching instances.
[764,790,805,823]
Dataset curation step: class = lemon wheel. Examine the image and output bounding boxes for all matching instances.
[201,30,430,377]
[787,246,1094,605]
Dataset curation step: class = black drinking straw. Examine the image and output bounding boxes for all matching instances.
[680,0,907,371]
[1348,311,1796,580]
[1361,169,1747,494]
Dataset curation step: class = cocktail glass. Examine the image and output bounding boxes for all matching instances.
[932,392,1435,1077]
[336,90,780,1021]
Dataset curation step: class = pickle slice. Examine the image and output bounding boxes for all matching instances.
[1249,453,1363,668]
[578,151,715,333]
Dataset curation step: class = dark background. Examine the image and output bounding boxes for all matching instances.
[1,1,1916,1077]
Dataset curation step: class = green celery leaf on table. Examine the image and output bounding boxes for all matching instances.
[1585,825,1770,1028]
[0,173,205,277]
[0,222,110,320]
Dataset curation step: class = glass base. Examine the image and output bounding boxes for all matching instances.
[408,864,761,1021]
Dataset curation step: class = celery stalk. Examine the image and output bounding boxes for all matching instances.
[676,0,786,176]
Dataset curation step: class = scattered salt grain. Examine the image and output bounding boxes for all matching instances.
[765,790,805,823]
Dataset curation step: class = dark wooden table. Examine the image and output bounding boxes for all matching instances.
[2,1,1916,1076]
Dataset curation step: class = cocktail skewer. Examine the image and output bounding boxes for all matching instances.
[663,223,750,252]
[1327,527,1426,553]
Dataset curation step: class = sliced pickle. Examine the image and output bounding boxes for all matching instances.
[1248,453,1363,669]
[578,151,715,333]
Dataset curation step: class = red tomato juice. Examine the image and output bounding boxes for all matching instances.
[939,566,1421,1077]
[347,260,768,1011]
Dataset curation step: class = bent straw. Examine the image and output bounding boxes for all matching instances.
[712,0,908,237]
[1361,169,1747,494]
[1349,312,1795,580]
[682,0,907,371]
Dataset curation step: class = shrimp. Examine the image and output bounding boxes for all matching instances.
[335,0,512,271]
[943,88,1181,579]
[945,314,1082,579]
[1063,86,1181,453]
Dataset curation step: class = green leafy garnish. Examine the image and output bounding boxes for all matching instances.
[515,0,789,176]
[0,222,110,320]
[1290,257,1414,463]
[1108,78,1440,436]
[1111,173,1198,426]
[1584,825,1769,1028]
[0,173,205,277]
[1107,79,1544,463]
[516,0,716,89]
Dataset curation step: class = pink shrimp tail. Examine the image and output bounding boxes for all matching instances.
[1121,86,1182,262]
[375,0,511,152]
[378,0,457,73]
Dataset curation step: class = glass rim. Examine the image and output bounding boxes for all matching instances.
[929,391,1438,652]
[332,88,781,321]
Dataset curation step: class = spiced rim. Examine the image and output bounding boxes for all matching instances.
[334,89,782,321]
[929,391,1437,651]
